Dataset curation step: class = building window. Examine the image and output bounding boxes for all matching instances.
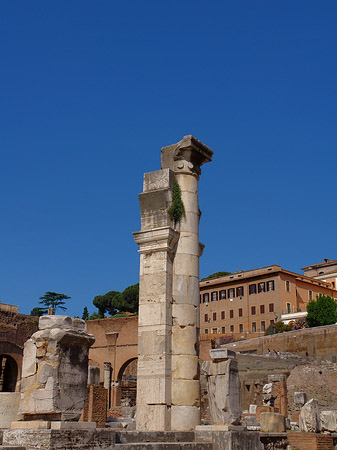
[220,290,226,300]
[252,322,256,332]
[286,303,291,313]
[228,288,235,299]
[261,321,265,332]
[260,304,265,314]
[230,310,234,319]
[286,280,290,292]
[267,280,275,291]
[251,306,256,315]
[204,314,208,322]
[221,326,225,334]
[230,325,234,333]
[236,286,244,297]
[213,312,217,321]
[239,324,243,333]
[249,284,257,295]
[270,319,274,325]
[212,328,217,334]
[239,308,243,317]
[269,303,274,312]
[203,293,209,303]
[221,311,225,320]
[332,281,336,288]
[258,282,266,293]
[211,291,218,302]
[309,290,313,300]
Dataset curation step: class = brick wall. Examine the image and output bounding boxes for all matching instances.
[287,432,334,450]
[80,385,107,427]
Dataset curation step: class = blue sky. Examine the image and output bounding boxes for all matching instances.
[1,1,336,317]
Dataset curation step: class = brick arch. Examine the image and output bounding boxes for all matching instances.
[117,357,137,407]
[0,342,23,380]
[0,354,18,392]
[117,357,137,383]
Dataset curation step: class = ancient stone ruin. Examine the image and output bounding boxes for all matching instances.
[18,315,95,423]
[133,135,213,431]
[201,348,242,426]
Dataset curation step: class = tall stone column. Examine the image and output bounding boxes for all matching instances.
[161,136,213,430]
[134,136,213,431]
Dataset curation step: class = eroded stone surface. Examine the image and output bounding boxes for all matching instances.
[202,357,241,425]
[320,410,337,432]
[19,315,94,421]
[133,136,213,431]
[299,398,321,432]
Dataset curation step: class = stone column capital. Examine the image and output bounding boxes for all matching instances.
[161,135,213,177]
[133,226,180,254]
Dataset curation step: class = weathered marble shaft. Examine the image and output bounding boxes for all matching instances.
[133,136,213,431]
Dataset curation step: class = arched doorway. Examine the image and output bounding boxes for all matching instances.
[0,355,18,392]
[117,358,137,406]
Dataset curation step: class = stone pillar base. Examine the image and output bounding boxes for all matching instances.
[195,429,260,450]
[3,429,114,450]
[11,421,96,430]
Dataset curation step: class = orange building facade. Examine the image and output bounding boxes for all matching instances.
[200,265,337,339]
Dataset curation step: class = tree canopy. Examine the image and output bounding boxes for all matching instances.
[92,284,139,317]
[306,294,337,328]
[39,291,70,312]
[201,271,231,281]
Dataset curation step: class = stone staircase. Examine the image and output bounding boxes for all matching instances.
[114,431,213,450]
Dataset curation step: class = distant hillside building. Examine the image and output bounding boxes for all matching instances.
[302,259,337,289]
[200,265,337,339]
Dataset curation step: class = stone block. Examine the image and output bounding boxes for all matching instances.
[171,325,197,355]
[173,254,199,277]
[137,355,171,378]
[172,304,197,327]
[0,393,22,428]
[39,315,87,332]
[320,410,337,432]
[171,379,200,406]
[21,340,37,378]
[19,316,95,421]
[138,329,170,356]
[171,406,200,431]
[137,377,171,405]
[172,355,198,380]
[209,348,236,361]
[260,412,286,433]
[143,168,173,192]
[249,405,257,415]
[136,404,170,431]
[138,302,171,327]
[175,233,200,256]
[139,273,172,300]
[88,366,100,385]
[299,398,321,432]
[204,358,241,425]
[294,391,307,409]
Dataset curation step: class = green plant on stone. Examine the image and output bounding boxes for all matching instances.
[168,180,185,225]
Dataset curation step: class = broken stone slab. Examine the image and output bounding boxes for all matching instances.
[294,391,307,410]
[299,398,321,433]
[88,365,100,385]
[209,348,236,361]
[320,410,337,432]
[260,412,286,433]
[202,358,241,425]
[18,315,95,422]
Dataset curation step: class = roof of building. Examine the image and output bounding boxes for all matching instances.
[200,264,335,290]
[301,259,337,271]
